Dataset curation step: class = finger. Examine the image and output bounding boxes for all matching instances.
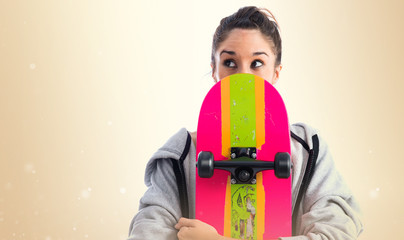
[174,217,187,229]
[177,226,190,239]
[175,217,197,229]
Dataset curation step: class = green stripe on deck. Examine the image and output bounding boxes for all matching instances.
[230,74,256,147]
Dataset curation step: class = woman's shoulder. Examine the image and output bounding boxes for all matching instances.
[290,122,319,145]
[290,122,331,154]
[144,128,191,186]
[150,128,191,160]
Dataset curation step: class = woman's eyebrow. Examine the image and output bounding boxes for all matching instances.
[219,50,268,57]
[220,50,236,56]
[253,52,268,56]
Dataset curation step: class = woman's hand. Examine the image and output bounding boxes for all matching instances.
[175,217,223,240]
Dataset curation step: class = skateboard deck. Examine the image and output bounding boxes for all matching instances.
[195,73,292,239]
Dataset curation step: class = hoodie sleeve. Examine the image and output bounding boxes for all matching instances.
[127,128,191,240]
[127,157,181,240]
[281,129,363,240]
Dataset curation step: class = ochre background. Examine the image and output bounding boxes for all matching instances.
[1,1,403,239]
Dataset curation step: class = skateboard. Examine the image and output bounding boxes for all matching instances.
[195,73,292,239]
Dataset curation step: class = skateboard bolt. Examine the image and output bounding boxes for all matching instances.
[251,179,257,184]
[231,178,237,184]
[238,170,251,182]
[252,153,257,159]
[231,153,236,159]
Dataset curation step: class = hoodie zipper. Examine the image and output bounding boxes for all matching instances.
[292,134,319,235]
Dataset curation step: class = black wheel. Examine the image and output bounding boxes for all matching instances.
[197,151,214,178]
[274,152,291,178]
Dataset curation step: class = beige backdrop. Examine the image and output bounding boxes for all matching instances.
[1,0,403,239]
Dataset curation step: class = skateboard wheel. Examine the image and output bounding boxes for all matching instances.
[274,152,291,178]
[197,151,214,178]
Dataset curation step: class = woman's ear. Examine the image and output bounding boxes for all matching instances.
[271,64,282,85]
[211,63,218,83]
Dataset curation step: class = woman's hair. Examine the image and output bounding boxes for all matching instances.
[211,6,282,70]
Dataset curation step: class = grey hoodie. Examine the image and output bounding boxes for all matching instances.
[128,123,363,240]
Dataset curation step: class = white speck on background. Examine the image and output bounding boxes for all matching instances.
[30,63,36,70]
[24,163,35,173]
[73,227,77,231]
[45,236,52,240]
[81,189,90,199]
[107,121,113,126]
[369,187,380,199]
[85,234,89,238]
[120,187,126,194]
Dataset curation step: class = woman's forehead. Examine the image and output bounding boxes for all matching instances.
[217,29,274,55]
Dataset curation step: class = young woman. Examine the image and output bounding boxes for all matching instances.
[128,6,363,240]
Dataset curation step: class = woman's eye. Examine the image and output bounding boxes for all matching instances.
[251,60,263,68]
[224,60,236,68]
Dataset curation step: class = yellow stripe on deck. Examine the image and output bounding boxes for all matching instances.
[221,76,231,158]
[255,76,265,150]
[256,172,265,240]
[221,77,231,237]
[255,76,266,239]
[223,176,231,237]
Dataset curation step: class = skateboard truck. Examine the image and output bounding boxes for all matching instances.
[197,147,291,184]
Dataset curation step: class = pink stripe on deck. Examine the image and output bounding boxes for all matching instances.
[259,82,292,238]
[195,83,228,235]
